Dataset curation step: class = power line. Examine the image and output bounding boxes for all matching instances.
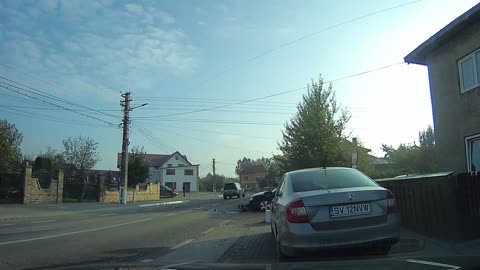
[150,123,273,156]
[149,123,278,140]
[0,83,119,127]
[0,107,116,128]
[133,62,405,119]
[0,75,119,118]
[135,118,284,126]
[0,65,118,118]
[191,0,421,87]
[131,122,176,153]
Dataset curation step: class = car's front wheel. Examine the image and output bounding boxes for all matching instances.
[259,200,271,212]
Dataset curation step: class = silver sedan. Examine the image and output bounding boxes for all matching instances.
[271,167,400,259]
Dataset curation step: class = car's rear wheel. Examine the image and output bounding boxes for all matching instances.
[259,200,271,212]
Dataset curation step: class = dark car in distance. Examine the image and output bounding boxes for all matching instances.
[223,182,245,199]
[160,185,178,198]
[244,188,276,212]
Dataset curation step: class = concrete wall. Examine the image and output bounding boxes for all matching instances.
[102,183,160,203]
[426,19,480,172]
[239,172,267,190]
[23,165,64,204]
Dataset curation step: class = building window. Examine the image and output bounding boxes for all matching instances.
[459,49,480,93]
[175,156,179,160]
[466,134,480,172]
[184,169,193,175]
[179,164,185,167]
[167,164,172,167]
[166,169,175,175]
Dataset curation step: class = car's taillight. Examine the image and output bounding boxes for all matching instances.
[387,191,399,214]
[286,200,309,223]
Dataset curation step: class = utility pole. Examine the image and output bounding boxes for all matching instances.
[212,158,216,189]
[119,94,147,204]
[120,92,131,204]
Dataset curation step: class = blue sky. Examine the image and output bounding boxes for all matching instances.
[0,0,478,177]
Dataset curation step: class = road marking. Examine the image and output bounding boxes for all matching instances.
[165,213,175,217]
[170,239,194,250]
[0,224,14,226]
[155,262,193,269]
[31,220,56,224]
[141,259,153,263]
[406,259,460,269]
[217,195,223,198]
[0,218,152,246]
[180,210,192,213]
[211,203,219,206]
[143,209,153,211]
[139,201,183,207]
[100,213,115,216]
[225,211,239,214]
[194,207,202,210]
[200,228,214,235]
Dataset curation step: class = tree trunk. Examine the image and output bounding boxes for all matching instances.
[81,175,88,201]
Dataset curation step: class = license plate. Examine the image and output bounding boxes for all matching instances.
[329,203,370,218]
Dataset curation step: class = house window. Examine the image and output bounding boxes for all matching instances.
[459,49,480,93]
[167,164,172,167]
[166,169,175,175]
[179,164,185,167]
[175,156,179,160]
[466,134,480,172]
[184,169,193,175]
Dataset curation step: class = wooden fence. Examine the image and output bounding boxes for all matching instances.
[377,172,480,241]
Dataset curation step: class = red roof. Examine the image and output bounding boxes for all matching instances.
[239,164,267,175]
[117,153,171,168]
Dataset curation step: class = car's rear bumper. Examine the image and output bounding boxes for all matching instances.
[278,214,400,256]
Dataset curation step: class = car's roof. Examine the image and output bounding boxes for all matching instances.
[287,167,355,175]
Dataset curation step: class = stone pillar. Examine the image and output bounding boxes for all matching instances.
[56,170,64,204]
[23,164,33,204]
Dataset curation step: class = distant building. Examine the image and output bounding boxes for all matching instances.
[405,3,480,172]
[238,164,267,190]
[117,151,199,192]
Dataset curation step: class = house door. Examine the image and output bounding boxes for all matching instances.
[183,182,191,192]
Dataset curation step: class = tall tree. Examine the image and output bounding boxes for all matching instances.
[278,76,350,171]
[235,157,270,175]
[62,136,100,200]
[128,146,150,187]
[0,119,23,163]
[380,126,438,176]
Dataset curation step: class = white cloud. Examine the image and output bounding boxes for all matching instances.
[197,21,207,26]
[125,3,144,16]
[0,1,197,100]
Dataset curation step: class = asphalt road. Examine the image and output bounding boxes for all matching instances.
[1,194,479,270]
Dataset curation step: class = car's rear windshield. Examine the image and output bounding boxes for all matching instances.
[291,169,377,192]
[224,183,237,190]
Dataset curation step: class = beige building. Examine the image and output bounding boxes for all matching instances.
[238,164,267,190]
[405,3,480,173]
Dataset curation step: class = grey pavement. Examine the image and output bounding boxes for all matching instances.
[1,193,479,270]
